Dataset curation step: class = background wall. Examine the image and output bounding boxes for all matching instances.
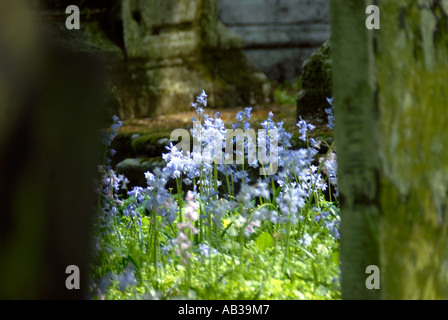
[218,0,331,82]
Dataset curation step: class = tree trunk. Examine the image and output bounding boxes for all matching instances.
[330,0,380,300]
[332,0,448,299]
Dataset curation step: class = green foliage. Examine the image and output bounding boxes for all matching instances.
[89,191,340,300]
[255,232,274,251]
[274,77,302,105]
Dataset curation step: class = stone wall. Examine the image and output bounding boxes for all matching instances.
[32,0,271,119]
[218,0,331,82]
[117,0,271,118]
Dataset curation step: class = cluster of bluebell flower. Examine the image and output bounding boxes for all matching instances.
[325,97,335,130]
[97,115,131,228]
[94,91,340,291]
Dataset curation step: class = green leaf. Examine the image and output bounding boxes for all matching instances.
[127,255,141,276]
[312,263,319,286]
[296,245,316,260]
[332,250,340,265]
[256,232,274,251]
[220,222,233,238]
[328,204,340,217]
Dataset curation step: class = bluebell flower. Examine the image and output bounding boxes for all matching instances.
[161,246,170,256]
[257,208,278,224]
[276,121,293,149]
[111,115,123,131]
[235,183,253,205]
[198,243,219,257]
[128,186,145,203]
[325,97,335,129]
[191,91,207,115]
[324,220,341,239]
[299,233,312,247]
[236,111,244,122]
[325,108,335,130]
[123,204,136,218]
[102,115,123,147]
[233,170,250,183]
[252,181,270,199]
[322,151,338,187]
[196,90,207,107]
[333,228,340,239]
[276,183,307,223]
[296,116,315,141]
[244,107,252,120]
[309,138,318,149]
[116,268,137,291]
[244,220,261,237]
[92,273,114,298]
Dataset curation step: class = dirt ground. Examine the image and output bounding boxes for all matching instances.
[117,102,328,136]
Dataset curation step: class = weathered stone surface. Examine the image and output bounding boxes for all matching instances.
[219,0,330,25]
[122,0,201,59]
[216,20,244,49]
[245,47,317,82]
[118,0,272,117]
[113,51,271,118]
[138,0,200,27]
[125,30,201,60]
[296,40,332,121]
[218,0,331,81]
[229,24,331,48]
[34,0,271,119]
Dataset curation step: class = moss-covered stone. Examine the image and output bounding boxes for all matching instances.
[131,132,172,157]
[296,40,332,122]
[201,49,272,108]
[115,157,166,188]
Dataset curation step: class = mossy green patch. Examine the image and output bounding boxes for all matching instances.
[131,132,172,155]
